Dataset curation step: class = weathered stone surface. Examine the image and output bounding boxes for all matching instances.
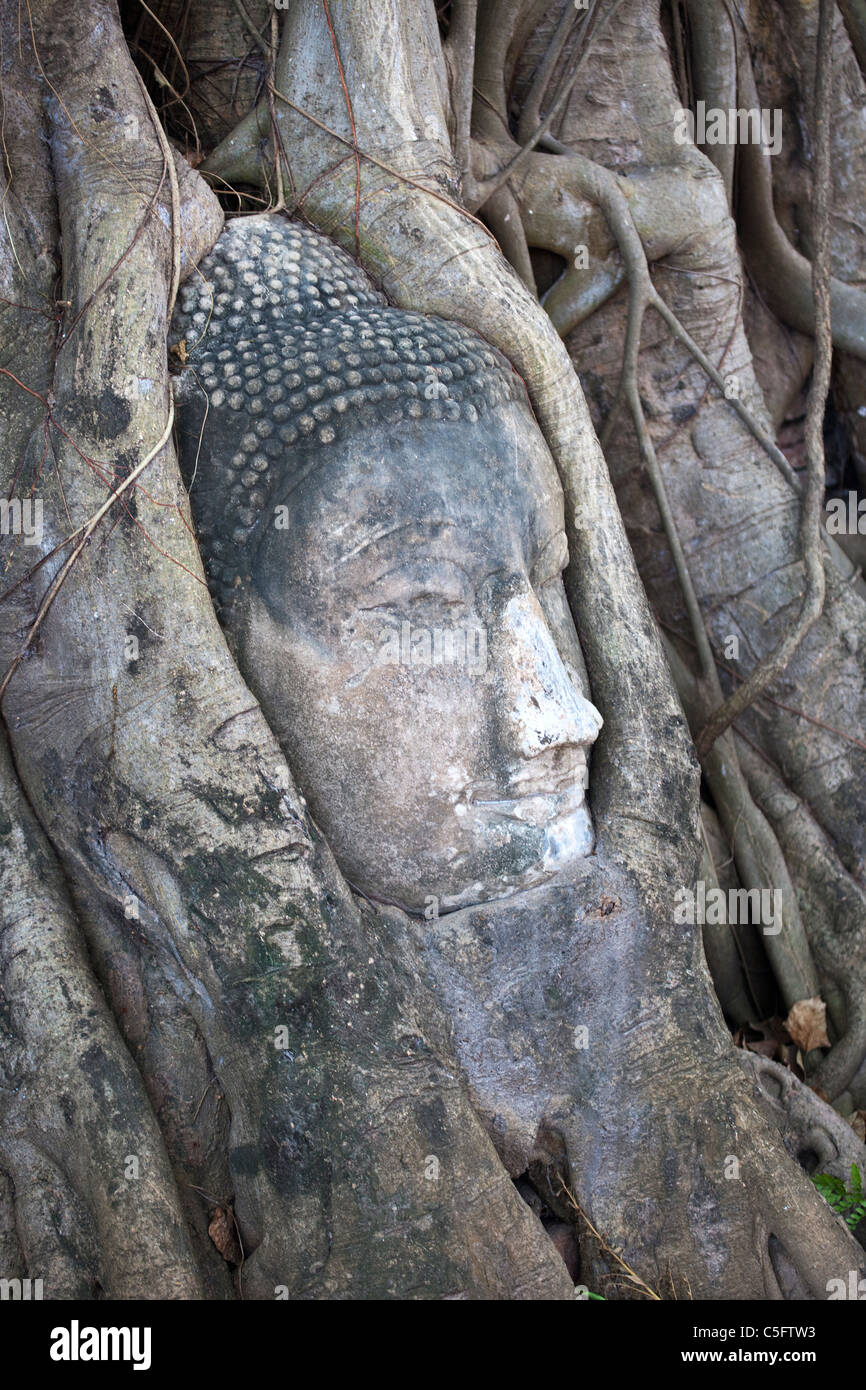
[172,214,520,601]
[172,214,602,912]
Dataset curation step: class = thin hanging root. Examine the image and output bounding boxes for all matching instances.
[498,141,827,964]
[839,0,866,76]
[516,0,584,147]
[506,135,830,763]
[695,0,833,756]
[523,143,737,710]
[266,13,286,213]
[322,0,361,261]
[524,141,804,490]
[466,0,626,213]
[662,637,822,1019]
[480,181,536,294]
[698,821,758,1027]
[443,0,477,185]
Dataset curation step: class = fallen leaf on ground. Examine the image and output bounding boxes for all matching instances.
[208,1204,243,1265]
[732,1017,801,1071]
[784,997,830,1053]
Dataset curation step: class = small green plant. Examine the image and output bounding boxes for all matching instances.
[812,1163,866,1231]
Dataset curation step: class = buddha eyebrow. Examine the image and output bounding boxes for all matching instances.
[335,517,457,564]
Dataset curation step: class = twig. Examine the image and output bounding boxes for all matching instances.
[0,405,175,706]
[557,1179,662,1300]
[136,69,181,315]
[266,13,286,213]
[322,0,360,261]
[229,0,270,60]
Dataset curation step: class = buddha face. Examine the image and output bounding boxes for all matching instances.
[232,398,602,912]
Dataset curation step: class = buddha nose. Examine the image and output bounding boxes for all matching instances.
[499,589,603,759]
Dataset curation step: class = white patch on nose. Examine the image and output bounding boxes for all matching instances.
[503,593,602,757]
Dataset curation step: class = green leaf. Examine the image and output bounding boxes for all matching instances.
[813,1173,846,1199]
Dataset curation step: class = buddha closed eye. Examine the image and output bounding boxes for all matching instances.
[172,214,603,912]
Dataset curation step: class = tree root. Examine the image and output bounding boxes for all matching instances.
[726,11,866,360]
[736,736,866,1101]
[739,1052,866,1248]
[0,735,203,1297]
[699,806,764,1027]
[663,637,822,1017]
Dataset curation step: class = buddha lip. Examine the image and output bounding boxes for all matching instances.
[468,768,586,804]
[468,781,585,809]
[472,793,557,804]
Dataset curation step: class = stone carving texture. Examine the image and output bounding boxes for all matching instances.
[171,213,521,602]
[171,212,602,913]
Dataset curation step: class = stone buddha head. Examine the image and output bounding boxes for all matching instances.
[172,215,602,912]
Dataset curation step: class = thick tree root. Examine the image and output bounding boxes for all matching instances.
[740,1053,866,1249]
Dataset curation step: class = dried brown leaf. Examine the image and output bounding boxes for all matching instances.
[208,1204,243,1265]
[784,997,830,1053]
